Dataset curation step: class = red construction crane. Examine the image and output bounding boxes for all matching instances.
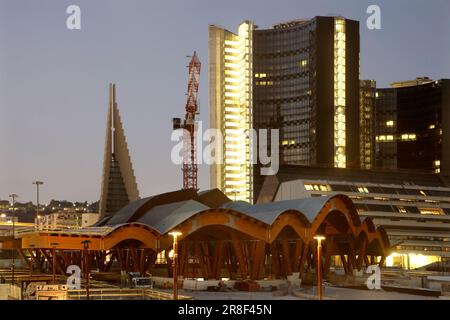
[172,52,201,190]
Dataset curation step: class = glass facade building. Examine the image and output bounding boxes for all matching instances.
[375,78,450,173]
[209,22,254,202]
[360,80,376,169]
[210,17,361,203]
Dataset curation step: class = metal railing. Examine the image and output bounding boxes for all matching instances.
[0,225,114,237]
[66,288,193,300]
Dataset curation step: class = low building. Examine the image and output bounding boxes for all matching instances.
[38,212,82,229]
[81,213,99,227]
[257,165,450,269]
[37,211,99,229]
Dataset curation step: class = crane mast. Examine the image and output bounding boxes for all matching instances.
[172,52,201,190]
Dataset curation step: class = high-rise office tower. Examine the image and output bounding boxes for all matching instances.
[209,22,254,202]
[375,78,450,174]
[360,80,376,169]
[209,17,360,202]
[99,83,139,219]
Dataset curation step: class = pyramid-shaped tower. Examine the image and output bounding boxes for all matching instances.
[99,83,139,219]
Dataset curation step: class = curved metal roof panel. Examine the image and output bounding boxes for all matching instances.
[101,189,353,235]
[220,195,334,225]
[106,196,155,226]
[136,200,209,234]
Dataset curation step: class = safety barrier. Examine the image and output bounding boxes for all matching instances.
[66,288,193,300]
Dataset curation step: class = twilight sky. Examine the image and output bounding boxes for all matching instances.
[0,0,449,204]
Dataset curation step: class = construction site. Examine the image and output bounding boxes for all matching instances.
[0,51,449,301]
[1,186,449,300]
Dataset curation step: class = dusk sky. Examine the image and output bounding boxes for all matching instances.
[1,0,449,204]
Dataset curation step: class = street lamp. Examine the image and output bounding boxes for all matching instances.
[9,194,18,285]
[81,240,91,300]
[169,231,182,300]
[313,235,326,300]
[32,181,44,227]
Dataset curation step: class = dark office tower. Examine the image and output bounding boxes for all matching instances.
[375,78,450,174]
[374,87,397,170]
[360,80,376,169]
[99,83,140,219]
[209,17,360,203]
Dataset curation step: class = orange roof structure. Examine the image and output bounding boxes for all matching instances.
[2,189,390,280]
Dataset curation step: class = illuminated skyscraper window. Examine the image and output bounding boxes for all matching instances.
[334,18,346,168]
[209,22,254,202]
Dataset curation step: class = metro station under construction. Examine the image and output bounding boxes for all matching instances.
[1,188,389,282]
[0,83,390,288]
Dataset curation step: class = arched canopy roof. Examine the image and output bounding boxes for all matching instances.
[136,200,209,234]
[99,188,229,227]
[99,191,367,240]
[220,194,360,227]
[103,189,198,226]
[101,191,363,237]
[15,189,389,256]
